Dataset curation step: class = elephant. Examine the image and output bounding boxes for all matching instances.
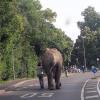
[41,48,63,90]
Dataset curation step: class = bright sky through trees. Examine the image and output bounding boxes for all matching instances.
[40,0,100,42]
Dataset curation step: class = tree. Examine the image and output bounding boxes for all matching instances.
[72,6,100,68]
[0,0,73,80]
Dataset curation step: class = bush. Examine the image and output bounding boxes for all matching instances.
[1,70,9,80]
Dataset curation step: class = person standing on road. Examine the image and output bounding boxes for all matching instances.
[91,65,97,77]
[64,66,68,77]
[37,62,44,89]
[81,65,85,73]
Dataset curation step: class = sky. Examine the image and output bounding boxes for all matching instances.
[39,0,100,42]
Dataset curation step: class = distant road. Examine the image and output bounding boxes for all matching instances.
[0,72,100,100]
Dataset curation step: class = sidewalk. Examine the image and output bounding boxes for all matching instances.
[61,72,73,77]
[0,78,28,90]
[0,72,73,91]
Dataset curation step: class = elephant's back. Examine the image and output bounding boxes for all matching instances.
[41,48,63,67]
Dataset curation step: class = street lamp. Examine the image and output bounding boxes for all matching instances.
[97,58,99,68]
[81,36,87,69]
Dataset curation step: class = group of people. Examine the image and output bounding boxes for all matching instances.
[64,64,98,77]
[64,65,81,73]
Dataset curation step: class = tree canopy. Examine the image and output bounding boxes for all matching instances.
[71,6,100,69]
[0,0,73,80]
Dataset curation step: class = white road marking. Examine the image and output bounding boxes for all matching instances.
[20,92,55,98]
[28,85,33,87]
[22,86,28,89]
[38,93,54,98]
[20,93,37,98]
[88,83,97,85]
[29,93,37,97]
[86,90,97,93]
[85,95,99,99]
[86,84,96,87]
[97,79,100,96]
[82,79,100,100]
[85,87,96,90]
[81,79,90,100]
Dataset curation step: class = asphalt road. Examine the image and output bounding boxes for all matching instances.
[0,72,100,100]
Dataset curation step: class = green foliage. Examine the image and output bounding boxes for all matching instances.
[0,0,73,81]
[72,6,100,68]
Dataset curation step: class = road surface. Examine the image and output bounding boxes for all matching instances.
[0,72,100,100]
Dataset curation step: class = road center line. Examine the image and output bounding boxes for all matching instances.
[81,79,90,100]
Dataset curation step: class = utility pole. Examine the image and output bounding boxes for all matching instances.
[82,36,87,69]
[97,58,99,68]
[12,48,15,80]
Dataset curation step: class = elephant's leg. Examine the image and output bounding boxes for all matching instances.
[55,65,61,89]
[47,73,54,90]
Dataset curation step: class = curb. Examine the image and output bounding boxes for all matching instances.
[0,73,73,94]
[0,78,28,92]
